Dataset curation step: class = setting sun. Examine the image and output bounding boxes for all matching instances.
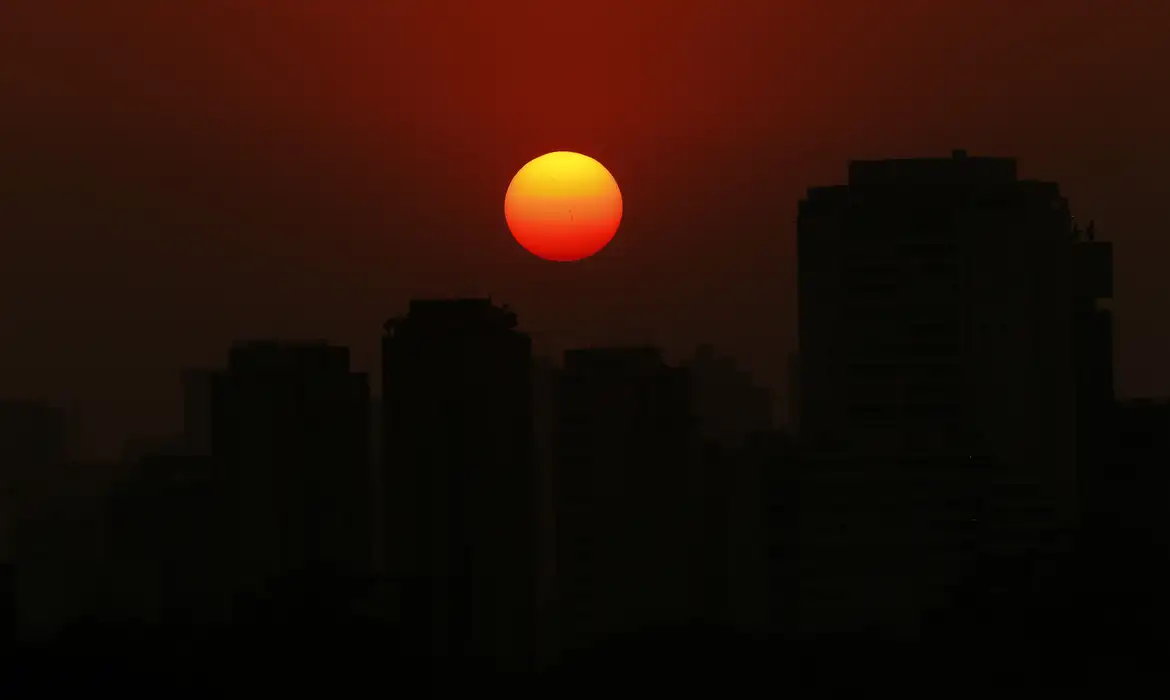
[504,151,623,262]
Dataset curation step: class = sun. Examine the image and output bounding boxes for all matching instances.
[504,151,623,262]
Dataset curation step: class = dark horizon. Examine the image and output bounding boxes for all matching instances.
[1,143,1161,461]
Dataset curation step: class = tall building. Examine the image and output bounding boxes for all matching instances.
[787,353,801,435]
[0,401,67,556]
[683,345,773,631]
[1081,399,1170,636]
[685,344,773,450]
[554,347,698,651]
[792,150,1102,637]
[105,453,233,624]
[181,369,216,455]
[381,299,536,667]
[1072,229,1114,488]
[5,458,114,643]
[0,562,14,652]
[797,149,1100,517]
[210,341,372,597]
[530,355,560,663]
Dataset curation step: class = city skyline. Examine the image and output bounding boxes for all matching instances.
[0,145,1156,460]
[2,151,1168,691]
[4,1,1170,458]
[3,2,1170,688]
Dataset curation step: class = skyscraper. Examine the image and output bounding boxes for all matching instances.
[791,150,1101,637]
[685,344,773,450]
[683,345,773,631]
[0,561,14,651]
[0,400,67,565]
[797,149,1096,518]
[181,368,216,455]
[1073,231,1114,506]
[381,299,536,667]
[210,341,371,596]
[554,347,698,651]
[105,453,232,624]
[530,354,560,663]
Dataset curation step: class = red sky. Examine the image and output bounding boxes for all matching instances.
[2,1,1168,457]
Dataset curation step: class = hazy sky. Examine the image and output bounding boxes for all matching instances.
[2,1,1168,457]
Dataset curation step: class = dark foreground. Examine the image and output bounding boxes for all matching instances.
[2,621,1165,697]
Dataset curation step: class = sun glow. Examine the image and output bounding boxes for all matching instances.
[504,151,623,262]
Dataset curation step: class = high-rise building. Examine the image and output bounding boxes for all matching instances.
[210,341,372,595]
[381,299,536,667]
[0,561,14,651]
[0,400,67,564]
[791,150,1104,637]
[1072,232,1114,503]
[181,369,216,455]
[797,149,1101,517]
[787,353,801,435]
[530,355,560,663]
[554,347,698,651]
[683,345,773,631]
[685,344,773,450]
[1081,399,1170,636]
[105,453,233,624]
[5,457,113,642]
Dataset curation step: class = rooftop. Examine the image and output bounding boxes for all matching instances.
[227,340,351,372]
[848,149,1018,187]
[385,297,519,334]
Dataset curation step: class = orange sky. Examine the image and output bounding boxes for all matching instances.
[2,1,1168,456]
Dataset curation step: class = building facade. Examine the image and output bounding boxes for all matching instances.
[792,150,1105,637]
[554,347,699,651]
[381,299,536,667]
[209,341,372,599]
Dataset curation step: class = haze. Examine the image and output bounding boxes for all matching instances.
[1,0,1168,457]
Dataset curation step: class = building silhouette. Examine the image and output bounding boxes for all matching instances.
[758,428,801,632]
[381,299,536,668]
[791,150,1101,638]
[181,369,216,455]
[799,151,1092,485]
[0,401,68,554]
[104,452,233,625]
[553,347,698,651]
[208,341,372,604]
[1109,400,1170,546]
[0,561,14,652]
[1072,220,1115,554]
[119,435,186,465]
[683,345,773,631]
[686,344,773,450]
[530,354,560,663]
[1,401,67,575]
[5,457,113,644]
[786,353,801,436]
[1081,398,1170,636]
